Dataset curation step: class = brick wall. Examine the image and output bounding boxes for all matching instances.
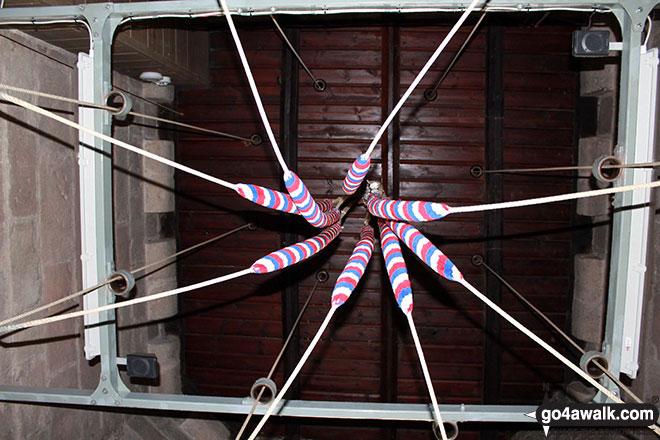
[0,29,181,438]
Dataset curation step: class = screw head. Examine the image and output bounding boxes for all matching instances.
[423,88,438,102]
[636,7,643,12]
[313,79,327,92]
[469,165,484,178]
[316,270,330,283]
[102,388,108,394]
[636,23,643,30]
[90,399,96,405]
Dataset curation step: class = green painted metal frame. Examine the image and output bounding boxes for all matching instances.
[0,0,657,424]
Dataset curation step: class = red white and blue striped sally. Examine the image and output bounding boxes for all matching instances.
[284,171,341,228]
[235,183,299,214]
[378,221,413,315]
[389,221,463,282]
[342,154,371,195]
[367,194,450,222]
[251,223,342,274]
[331,225,375,308]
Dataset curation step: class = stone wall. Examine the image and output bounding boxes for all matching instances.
[0,29,185,438]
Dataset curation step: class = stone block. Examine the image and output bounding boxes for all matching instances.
[39,150,76,265]
[145,212,176,241]
[143,83,175,104]
[596,93,617,137]
[144,182,175,213]
[8,130,38,218]
[10,220,41,312]
[572,255,607,344]
[48,407,85,440]
[47,363,79,389]
[145,277,178,321]
[143,140,175,181]
[147,335,181,394]
[580,58,618,95]
[576,137,613,217]
[41,261,78,338]
[125,416,169,440]
[179,417,232,440]
[114,224,132,269]
[145,240,178,281]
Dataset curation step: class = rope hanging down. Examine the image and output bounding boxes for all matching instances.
[0,223,252,328]
[270,15,326,92]
[366,180,660,222]
[340,0,484,195]
[0,83,257,144]
[379,221,449,440]
[219,0,289,172]
[235,276,324,440]
[246,225,375,440]
[390,224,660,437]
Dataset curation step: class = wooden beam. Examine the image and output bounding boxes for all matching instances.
[481,21,504,440]
[380,23,400,440]
[279,22,301,440]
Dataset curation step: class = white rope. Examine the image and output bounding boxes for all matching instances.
[0,268,252,334]
[0,91,237,191]
[364,0,483,157]
[450,180,660,214]
[459,279,660,437]
[246,307,337,440]
[219,0,289,173]
[407,314,448,440]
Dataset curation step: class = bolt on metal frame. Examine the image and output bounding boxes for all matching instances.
[0,0,656,425]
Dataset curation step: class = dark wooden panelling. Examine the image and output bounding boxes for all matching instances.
[176,20,578,439]
[497,25,577,405]
[178,27,283,402]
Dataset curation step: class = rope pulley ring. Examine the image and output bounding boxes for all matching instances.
[249,133,263,146]
[247,223,258,231]
[250,377,278,404]
[313,79,327,93]
[592,155,622,183]
[471,254,484,266]
[579,350,610,380]
[316,270,329,283]
[104,90,133,121]
[108,270,136,298]
[433,421,459,440]
[469,165,484,179]
[423,88,438,102]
